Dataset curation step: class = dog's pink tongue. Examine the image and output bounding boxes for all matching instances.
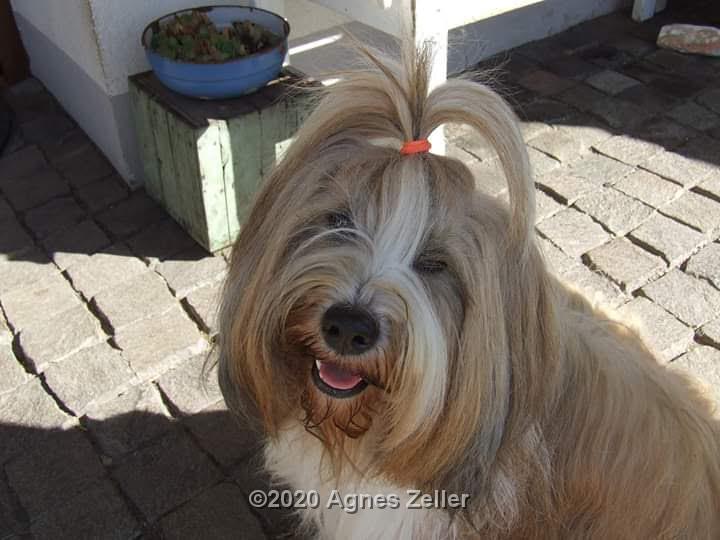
[318,362,363,390]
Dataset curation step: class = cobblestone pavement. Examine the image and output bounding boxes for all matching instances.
[1,4,720,539]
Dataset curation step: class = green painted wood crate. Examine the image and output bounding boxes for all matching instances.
[129,68,316,252]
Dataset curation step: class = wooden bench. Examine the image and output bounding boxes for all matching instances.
[129,68,316,252]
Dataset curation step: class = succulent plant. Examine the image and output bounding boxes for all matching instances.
[150,9,281,63]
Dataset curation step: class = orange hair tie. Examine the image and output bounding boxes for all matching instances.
[400,139,432,155]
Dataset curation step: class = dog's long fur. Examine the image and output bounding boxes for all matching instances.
[218,42,720,539]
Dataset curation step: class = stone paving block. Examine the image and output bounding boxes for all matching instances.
[585,237,664,292]
[519,120,553,142]
[0,314,10,345]
[184,280,222,334]
[587,95,655,129]
[696,175,720,201]
[0,167,70,212]
[685,243,720,290]
[536,171,597,205]
[232,451,303,540]
[643,269,720,328]
[1,272,81,331]
[0,197,13,221]
[5,427,105,516]
[660,191,720,234]
[127,218,198,266]
[0,378,72,463]
[557,84,607,113]
[65,243,147,299]
[567,152,634,185]
[0,145,46,180]
[645,49,715,84]
[113,432,223,522]
[75,174,128,214]
[445,143,476,166]
[19,303,105,373]
[561,262,625,307]
[617,85,679,114]
[670,346,720,407]
[95,190,165,239]
[543,55,602,81]
[4,83,59,124]
[535,190,564,224]
[640,149,715,188]
[633,116,693,150]
[184,400,261,467]
[527,147,561,177]
[0,345,29,397]
[613,169,684,209]
[603,28,647,55]
[0,249,58,295]
[528,129,585,163]
[20,113,74,145]
[537,237,578,276]
[495,52,538,80]
[83,383,173,459]
[159,482,265,540]
[0,476,28,538]
[585,69,640,95]
[699,318,720,347]
[616,297,694,361]
[157,355,221,415]
[695,87,720,115]
[593,135,662,166]
[517,69,576,96]
[0,219,34,256]
[517,98,575,125]
[41,128,93,167]
[43,341,136,415]
[464,158,507,197]
[23,196,85,239]
[666,101,720,132]
[41,218,110,271]
[30,479,139,540]
[156,247,227,298]
[113,305,207,381]
[679,135,720,167]
[537,208,611,257]
[574,187,654,236]
[92,270,176,331]
[555,116,615,150]
[629,213,706,267]
[445,123,496,161]
[56,145,114,187]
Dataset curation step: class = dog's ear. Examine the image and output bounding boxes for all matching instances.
[218,157,308,435]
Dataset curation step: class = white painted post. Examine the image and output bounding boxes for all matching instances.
[412,0,447,155]
[632,0,656,22]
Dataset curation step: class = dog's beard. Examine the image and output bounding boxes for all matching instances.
[275,236,451,451]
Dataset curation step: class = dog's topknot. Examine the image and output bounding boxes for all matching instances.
[280,40,537,253]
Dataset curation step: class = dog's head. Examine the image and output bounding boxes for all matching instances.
[218,43,558,489]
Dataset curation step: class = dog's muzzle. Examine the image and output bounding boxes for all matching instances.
[310,304,379,398]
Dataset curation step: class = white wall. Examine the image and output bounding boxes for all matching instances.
[11,0,106,90]
[13,0,632,188]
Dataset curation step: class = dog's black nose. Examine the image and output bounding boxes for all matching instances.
[321,304,379,355]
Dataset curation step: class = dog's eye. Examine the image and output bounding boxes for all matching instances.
[414,255,448,274]
[326,211,353,230]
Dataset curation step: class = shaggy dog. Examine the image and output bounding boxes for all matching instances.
[218,43,720,539]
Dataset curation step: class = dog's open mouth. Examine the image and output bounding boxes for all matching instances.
[312,359,368,398]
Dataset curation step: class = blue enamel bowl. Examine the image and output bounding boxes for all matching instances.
[142,6,289,99]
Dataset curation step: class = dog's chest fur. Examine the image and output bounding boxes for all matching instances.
[265,423,458,540]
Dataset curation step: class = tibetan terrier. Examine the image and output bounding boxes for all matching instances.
[218,42,720,539]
